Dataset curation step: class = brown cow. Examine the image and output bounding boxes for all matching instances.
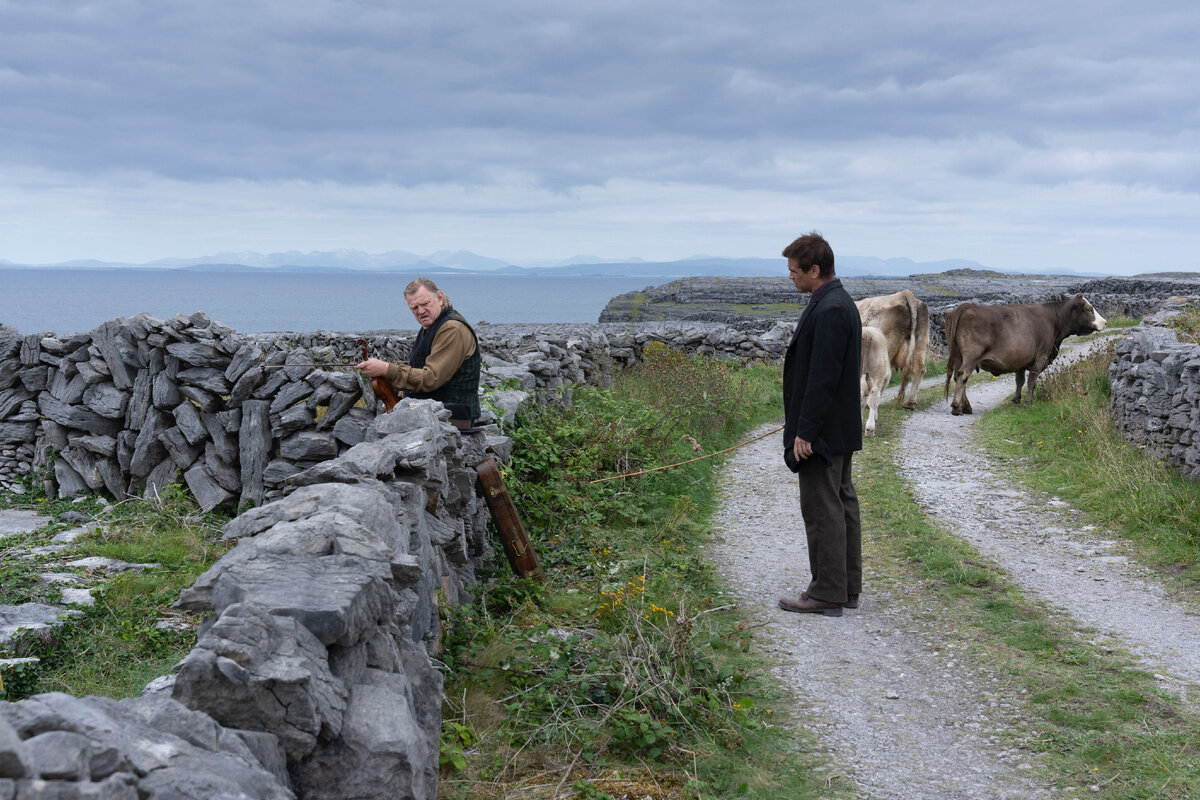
[860,325,891,437]
[855,289,930,410]
[944,294,1107,416]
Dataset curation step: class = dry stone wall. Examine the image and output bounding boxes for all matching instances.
[1109,302,1200,482]
[1,314,795,500]
[1,402,494,799]
[0,312,800,799]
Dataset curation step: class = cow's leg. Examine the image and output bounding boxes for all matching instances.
[860,375,875,436]
[865,385,880,437]
[908,350,926,411]
[1012,369,1026,404]
[898,348,926,410]
[897,369,916,410]
[951,372,972,415]
[1026,370,1040,404]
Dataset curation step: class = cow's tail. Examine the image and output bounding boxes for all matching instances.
[902,290,924,372]
[944,306,962,399]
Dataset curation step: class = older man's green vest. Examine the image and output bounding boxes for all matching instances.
[408,307,481,421]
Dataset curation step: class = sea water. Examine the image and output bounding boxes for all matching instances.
[0,269,666,335]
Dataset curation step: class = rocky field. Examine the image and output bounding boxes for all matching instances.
[599,269,1200,346]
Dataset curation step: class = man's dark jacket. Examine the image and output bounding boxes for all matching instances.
[783,278,864,467]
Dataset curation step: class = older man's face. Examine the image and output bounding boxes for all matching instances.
[406,286,445,328]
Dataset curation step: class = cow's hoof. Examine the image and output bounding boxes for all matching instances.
[951,407,962,416]
[865,429,875,437]
[903,402,916,411]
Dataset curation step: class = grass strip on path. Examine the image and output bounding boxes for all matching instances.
[857,387,1200,800]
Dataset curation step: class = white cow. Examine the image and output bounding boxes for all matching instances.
[855,289,930,411]
[860,325,891,437]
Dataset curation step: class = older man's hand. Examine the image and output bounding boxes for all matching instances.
[356,358,390,378]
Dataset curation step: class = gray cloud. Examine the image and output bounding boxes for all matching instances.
[1,0,1198,270]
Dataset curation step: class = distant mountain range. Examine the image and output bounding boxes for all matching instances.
[0,249,1109,279]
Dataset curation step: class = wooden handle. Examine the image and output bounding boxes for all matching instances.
[474,456,543,580]
[358,338,399,413]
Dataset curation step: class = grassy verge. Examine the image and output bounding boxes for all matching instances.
[854,364,1200,798]
[0,484,229,700]
[1164,301,1199,342]
[975,336,1200,590]
[440,345,847,800]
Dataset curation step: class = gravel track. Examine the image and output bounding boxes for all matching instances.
[706,337,1200,799]
[899,344,1200,701]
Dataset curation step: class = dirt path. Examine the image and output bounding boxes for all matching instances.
[706,338,1200,799]
[898,353,1200,701]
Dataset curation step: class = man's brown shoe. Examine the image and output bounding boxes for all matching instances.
[800,590,858,609]
[779,595,843,617]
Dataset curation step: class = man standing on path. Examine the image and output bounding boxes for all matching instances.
[356,277,482,427]
[778,232,864,618]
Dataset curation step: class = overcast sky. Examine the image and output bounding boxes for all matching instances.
[2,0,1198,274]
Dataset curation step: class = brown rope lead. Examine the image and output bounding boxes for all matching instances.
[589,424,784,484]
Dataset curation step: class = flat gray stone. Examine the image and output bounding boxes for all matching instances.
[183,463,234,512]
[177,367,230,395]
[64,557,156,573]
[59,588,95,606]
[49,526,91,544]
[0,509,50,538]
[82,382,128,420]
[207,553,392,647]
[172,400,207,446]
[278,431,338,462]
[0,422,36,447]
[69,434,117,458]
[292,668,435,800]
[165,341,229,368]
[238,400,271,507]
[38,395,121,438]
[125,368,153,430]
[0,603,65,644]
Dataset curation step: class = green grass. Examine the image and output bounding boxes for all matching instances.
[1164,301,1200,343]
[976,337,1200,589]
[852,364,1200,799]
[440,349,848,800]
[0,484,230,700]
[728,302,799,315]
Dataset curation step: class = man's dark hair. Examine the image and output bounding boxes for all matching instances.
[782,231,835,277]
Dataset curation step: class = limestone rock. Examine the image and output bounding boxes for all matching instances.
[82,383,127,420]
[172,603,347,762]
[206,553,393,647]
[183,463,234,512]
[290,668,437,800]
